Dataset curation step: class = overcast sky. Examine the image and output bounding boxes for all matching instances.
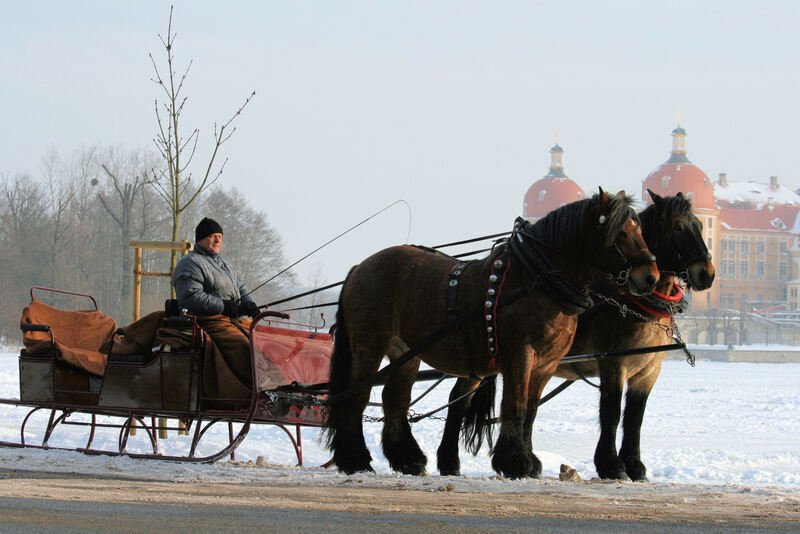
[2,1,799,284]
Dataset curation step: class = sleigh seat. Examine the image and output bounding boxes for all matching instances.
[19,299,117,403]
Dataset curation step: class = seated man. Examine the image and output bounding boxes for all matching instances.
[173,217,261,402]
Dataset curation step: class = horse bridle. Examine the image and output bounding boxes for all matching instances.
[593,212,657,290]
[653,220,712,284]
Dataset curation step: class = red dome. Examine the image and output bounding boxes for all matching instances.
[642,162,715,209]
[523,177,586,220]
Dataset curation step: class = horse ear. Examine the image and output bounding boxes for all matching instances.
[648,188,664,206]
[677,191,685,199]
[616,189,626,197]
[597,186,608,202]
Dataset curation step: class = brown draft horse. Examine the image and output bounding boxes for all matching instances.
[437,191,715,480]
[325,190,660,478]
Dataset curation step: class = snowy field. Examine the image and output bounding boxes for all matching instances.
[0,351,798,494]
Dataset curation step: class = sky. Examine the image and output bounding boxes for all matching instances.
[2,1,800,284]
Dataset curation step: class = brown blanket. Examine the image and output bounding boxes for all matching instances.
[108,311,253,405]
[21,300,117,377]
[196,315,253,405]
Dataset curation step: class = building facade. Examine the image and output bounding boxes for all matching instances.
[522,126,800,345]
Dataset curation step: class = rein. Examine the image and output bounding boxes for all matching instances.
[508,218,593,314]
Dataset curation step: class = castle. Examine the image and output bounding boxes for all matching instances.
[523,126,800,345]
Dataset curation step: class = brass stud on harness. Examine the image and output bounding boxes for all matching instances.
[493,259,504,269]
[489,274,498,283]
[485,300,493,308]
[449,279,459,287]
[488,288,496,296]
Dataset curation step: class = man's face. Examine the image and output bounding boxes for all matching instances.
[199,232,223,254]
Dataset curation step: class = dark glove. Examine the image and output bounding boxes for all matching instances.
[222,299,240,317]
[238,300,260,318]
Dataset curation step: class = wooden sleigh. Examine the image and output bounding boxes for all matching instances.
[0,287,332,465]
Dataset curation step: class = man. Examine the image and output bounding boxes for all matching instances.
[173,217,259,318]
[173,217,260,403]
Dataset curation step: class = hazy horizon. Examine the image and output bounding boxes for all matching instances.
[3,1,798,283]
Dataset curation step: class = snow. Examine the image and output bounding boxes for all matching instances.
[0,352,799,495]
[714,179,800,207]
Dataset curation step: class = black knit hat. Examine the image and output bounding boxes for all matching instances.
[195,217,224,242]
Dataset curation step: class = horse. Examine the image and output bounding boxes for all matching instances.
[324,189,660,479]
[436,190,715,480]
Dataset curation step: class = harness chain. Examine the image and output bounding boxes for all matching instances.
[589,290,695,367]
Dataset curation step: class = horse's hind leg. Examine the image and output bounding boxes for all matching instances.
[381,338,427,475]
[594,367,628,480]
[330,340,385,474]
[437,377,480,476]
[619,360,663,481]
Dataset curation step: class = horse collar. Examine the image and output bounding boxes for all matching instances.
[624,283,687,320]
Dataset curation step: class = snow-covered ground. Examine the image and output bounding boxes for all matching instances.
[0,351,798,493]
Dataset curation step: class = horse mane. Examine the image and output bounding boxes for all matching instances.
[639,193,697,235]
[527,191,636,250]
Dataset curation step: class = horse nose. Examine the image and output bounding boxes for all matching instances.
[699,269,715,289]
[645,274,657,288]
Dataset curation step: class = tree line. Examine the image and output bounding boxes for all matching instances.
[0,145,296,347]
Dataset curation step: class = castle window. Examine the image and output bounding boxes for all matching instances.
[780,263,789,279]
[722,239,733,254]
[740,240,749,254]
[661,176,671,188]
[721,260,735,277]
[739,261,748,278]
[756,261,765,278]
[757,240,765,255]
[538,190,547,202]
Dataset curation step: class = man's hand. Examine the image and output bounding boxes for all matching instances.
[222,299,240,317]
[239,300,260,318]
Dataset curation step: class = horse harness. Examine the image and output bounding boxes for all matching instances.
[445,217,600,373]
[445,252,514,373]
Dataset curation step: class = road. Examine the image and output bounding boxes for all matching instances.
[0,469,797,533]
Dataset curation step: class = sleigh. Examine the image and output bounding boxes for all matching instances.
[0,286,333,465]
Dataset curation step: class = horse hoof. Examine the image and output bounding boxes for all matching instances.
[528,455,543,479]
[337,464,375,475]
[393,462,427,476]
[596,456,629,480]
[623,458,648,481]
[437,462,461,477]
[437,452,461,476]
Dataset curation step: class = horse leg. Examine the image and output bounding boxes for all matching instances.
[381,339,427,475]
[519,373,555,478]
[619,360,663,481]
[437,377,481,476]
[329,338,385,474]
[594,367,628,480]
[491,349,535,479]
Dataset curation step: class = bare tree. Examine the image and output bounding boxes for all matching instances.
[0,173,49,339]
[148,6,255,277]
[41,149,77,288]
[95,146,157,317]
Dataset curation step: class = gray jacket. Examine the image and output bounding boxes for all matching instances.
[173,245,256,315]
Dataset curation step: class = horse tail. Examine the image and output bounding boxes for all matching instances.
[323,268,356,449]
[462,375,497,455]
